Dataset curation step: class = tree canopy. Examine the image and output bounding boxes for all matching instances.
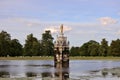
[0,31,22,57]
[24,34,41,56]
[41,30,54,56]
[0,30,120,57]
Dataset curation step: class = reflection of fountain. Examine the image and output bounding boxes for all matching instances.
[40,63,69,80]
[55,63,69,80]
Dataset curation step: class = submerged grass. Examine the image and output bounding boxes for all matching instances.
[0,56,120,60]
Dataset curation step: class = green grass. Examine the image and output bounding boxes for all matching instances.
[70,56,120,60]
[0,56,120,60]
[0,56,53,60]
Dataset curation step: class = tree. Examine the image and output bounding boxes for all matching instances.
[10,39,23,56]
[79,40,100,56]
[99,38,108,56]
[79,42,90,56]
[41,30,54,56]
[110,39,120,56]
[88,41,99,56]
[24,34,41,56]
[32,40,41,56]
[0,31,11,56]
[70,47,80,56]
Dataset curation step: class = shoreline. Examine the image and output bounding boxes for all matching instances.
[0,56,120,60]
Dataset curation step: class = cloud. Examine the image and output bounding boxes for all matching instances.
[75,30,97,35]
[99,17,118,26]
[44,25,72,34]
[64,26,72,32]
[116,30,120,35]
[44,27,58,34]
[0,17,47,27]
[12,18,42,26]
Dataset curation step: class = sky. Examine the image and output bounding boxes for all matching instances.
[0,0,120,46]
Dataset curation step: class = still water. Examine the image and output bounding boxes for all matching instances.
[0,60,120,80]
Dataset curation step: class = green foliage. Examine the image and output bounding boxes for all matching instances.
[41,31,54,56]
[10,39,23,56]
[99,38,108,56]
[0,31,11,56]
[70,39,120,57]
[1,30,120,57]
[79,43,89,56]
[79,40,99,56]
[110,39,120,56]
[70,47,79,56]
[0,31,23,57]
[24,34,41,56]
[23,31,54,56]
[88,41,99,56]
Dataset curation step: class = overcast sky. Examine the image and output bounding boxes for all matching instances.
[0,0,120,46]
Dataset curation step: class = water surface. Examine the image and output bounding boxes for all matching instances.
[0,60,120,80]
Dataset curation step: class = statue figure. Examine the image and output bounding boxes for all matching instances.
[60,24,63,34]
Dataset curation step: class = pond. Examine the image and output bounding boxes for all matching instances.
[0,60,120,80]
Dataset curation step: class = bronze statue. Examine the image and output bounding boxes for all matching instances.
[60,24,63,34]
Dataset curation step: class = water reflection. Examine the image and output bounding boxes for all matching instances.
[55,62,69,80]
[25,62,69,80]
[26,72,37,77]
[101,67,120,78]
[101,69,108,77]
[0,71,10,78]
[0,60,120,80]
[40,62,69,80]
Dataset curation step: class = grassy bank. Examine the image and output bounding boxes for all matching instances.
[70,56,120,60]
[0,56,120,60]
[0,56,53,60]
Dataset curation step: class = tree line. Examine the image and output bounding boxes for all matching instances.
[0,30,120,57]
[0,30,54,57]
[70,39,120,56]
